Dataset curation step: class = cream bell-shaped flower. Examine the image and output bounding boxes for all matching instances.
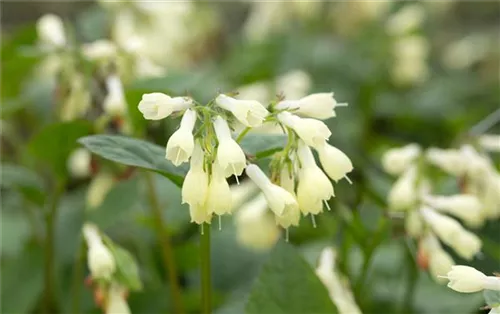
[206,161,232,216]
[388,167,418,211]
[460,145,492,179]
[275,93,347,120]
[315,141,353,182]
[165,109,196,166]
[213,116,247,178]
[37,14,66,48]
[87,172,115,209]
[449,230,482,261]
[479,134,500,152]
[182,143,209,208]
[426,148,466,176]
[296,141,334,215]
[423,194,483,228]
[215,94,268,127]
[277,112,331,148]
[421,233,455,283]
[381,143,421,175]
[445,265,500,293]
[235,194,280,251]
[106,284,131,314]
[82,224,116,280]
[245,164,299,218]
[67,148,91,179]
[405,210,423,238]
[138,93,193,120]
[103,75,127,116]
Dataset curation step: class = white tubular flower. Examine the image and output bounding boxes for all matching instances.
[381,144,421,176]
[316,248,362,314]
[87,172,115,209]
[245,164,299,218]
[421,233,455,283]
[215,94,268,127]
[138,93,193,120]
[423,194,484,228]
[277,112,331,148]
[165,109,196,166]
[82,224,116,280]
[280,166,295,195]
[182,143,209,208]
[445,265,500,293]
[450,230,482,261]
[206,161,232,216]
[213,116,246,178]
[296,141,334,215]
[235,194,280,251]
[276,93,347,120]
[385,4,425,36]
[315,142,353,182]
[479,134,500,152]
[460,145,492,179]
[388,167,418,211]
[276,70,311,101]
[103,75,127,116]
[37,14,66,48]
[426,148,466,176]
[405,210,423,238]
[82,39,117,61]
[106,284,131,314]
[67,148,92,179]
[482,174,500,219]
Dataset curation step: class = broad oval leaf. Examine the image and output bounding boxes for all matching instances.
[238,133,287,159]
[102,237,143,291]
[246,242,338,314]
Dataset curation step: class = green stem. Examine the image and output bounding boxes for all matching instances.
[201,223,211,314]
[44,181,64,314]
[354,249,375,298]
[71,239,85,314]
[401,240,419,312]
[236,127,251,143]
[144,173,185,314]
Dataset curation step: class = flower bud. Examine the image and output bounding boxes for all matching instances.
[276,93,347,120]
[165,109,196,166]
[381,144,421,176]
[103,75,127,116]
[213,116,247,178]
[388,167,418,211]
[87,172,115,209]
[421,233,455,283]
[479,134,500,152]
[460,145,492,179]
[215,94,268,127]
[37,14,66,48]
[67,148,92,179]
[445,266,500,293]
[426,148,466,176]
[277,112,331,148]
[182,143,209,208]
[138,93,193,120]
[82,224,116,280]
[245,164,299,218]
[449,230,482,261]
[82,40,117,61]
[405,210,423,237]
[235,194,280,251]
[206,162,232,216]
[296,142,334,215]
[316,142,353,182]
[106,284,131,314]
[385,4,425,36]
[279,166,295,195]
[423,194,483,228]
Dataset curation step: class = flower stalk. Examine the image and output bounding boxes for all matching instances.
[200,223,212,314]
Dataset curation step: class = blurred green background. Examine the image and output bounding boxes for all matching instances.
[1,1,499,314]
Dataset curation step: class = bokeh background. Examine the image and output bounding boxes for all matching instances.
[2,1,500,314]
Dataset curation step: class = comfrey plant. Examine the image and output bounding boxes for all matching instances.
[382,138,500,283]
[138,91,353,232]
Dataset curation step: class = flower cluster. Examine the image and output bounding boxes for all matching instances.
[139,91,353,231]
[82,224,131,314]
[382,140,500,282]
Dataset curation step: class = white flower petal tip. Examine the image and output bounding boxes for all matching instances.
[165,109,197,166]
[276,93,347,120]
[213,116,246,178]
[277,112,331,148]
[215,94,268,127]
[138,93,193,120]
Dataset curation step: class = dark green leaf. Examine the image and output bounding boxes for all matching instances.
[78,135,186,187]
[28,121,92,178]
[0,164,45,205]
[246,242,337,314]
[239,134,287,159]
[103,238,143,291]
[484,290,500,307]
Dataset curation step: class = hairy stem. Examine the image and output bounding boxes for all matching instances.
[200,223,212,314]
[144,173,185,314]
[236,127,251,143]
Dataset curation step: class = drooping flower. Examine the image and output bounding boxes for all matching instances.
[37,14,66,48]
[67,148,92,179]
[213,116,246,178]
[421,233,455,283]
[82,39,117,61]
[215,94,268,127]
[444,265,500,293]
[315,141,353,182]
[479,134,500,152]
[182,143,210,224]
[87,172,115,209]
[381,143,421,176]
[296,141,334,215]
[138,93,193,120]
[388,167,418,211]
[277,112,331,148]
[426,148,466,176]
[405,210,424,238]
[275,93,347,120]
[103,75,128,116]
[165,109,197,166]
[245,164,299,218]
[206,161,232,216]
[423,194,484,228]
[82,224,116,280]
[105,284,131,314]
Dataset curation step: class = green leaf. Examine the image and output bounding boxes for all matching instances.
[246,242,337,314]
[103,238,143,291]
[484,290,500,307]
[28,121,92,178]
[0,164,45,205]
[78,135,186,187]
[239,134,287,159]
